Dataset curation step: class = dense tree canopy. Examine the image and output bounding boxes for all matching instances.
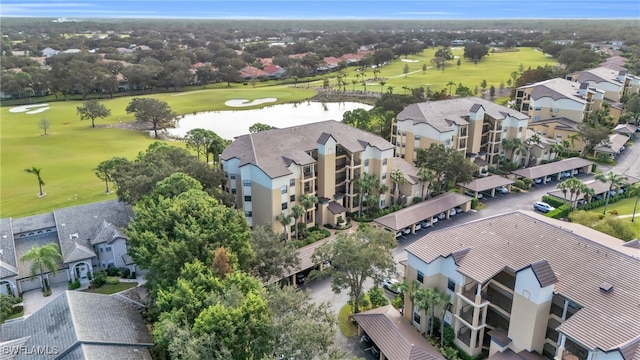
[125,97,177,138]
[250,225,300,283]
[415,144,476,193]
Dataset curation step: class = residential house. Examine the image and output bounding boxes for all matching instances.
[0,291,153,359]
[403,211,640,359]
[40,47,59,57]
[392,97,529,167]
[263,64,286,79]
[0,200,136,296]
[221,120,406,236]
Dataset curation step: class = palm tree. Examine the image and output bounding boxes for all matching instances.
[446,81,456,95]
[557,181,569,201]
[276,213,293,241]
[379,80,386,93]
[580,184,595,209]
[299,193,318,225]
[567,133,580,152]
[415,287,439,335]
[355,173,375,218]
[290,205,305,240]
[387,86,394,94]
[558,177,582,209]
[396,280,420,321]
[373,68,381,80]
[417,167,434,199]
[437,291,452,348]
[390,169,407,205]
[501,138,522,164]
[24,166,45,197]
[595,171,628,215]
[21,243,63,295]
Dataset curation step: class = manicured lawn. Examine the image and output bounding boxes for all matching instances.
[588,197,639,216]
[1,86,315,218]
[83,281,138,295]
[338,303,358,337]
[323,47,555,95]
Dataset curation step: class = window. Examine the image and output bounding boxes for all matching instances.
[245,211,253,217]
[447,279,455,292]
[382,172,387,180]
[415,135,421,141]
[290,178,295,187]
[402,131,407,136]
[380,199,385,207]
[534,106,541,111]
[231,189,237,194]
[230,174,236,180]
[417,271,424,283]
[281,202,288,210]
[243,180,251,187]
[244,195,251,202]
[413,313,421,324]
[445,139,451,146]
[383,158,387,165]
[281,185,288,194]
[99,247,104,253]
[105,246,112,252]
[534,115,540,121]
[290,195,295,202]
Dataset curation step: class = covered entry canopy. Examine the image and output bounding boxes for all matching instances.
[373,193,472,231]
[458,175,514,193]
[354,305,445,360]
[511,157,593,180]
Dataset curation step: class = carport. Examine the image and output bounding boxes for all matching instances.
[354,305,445,360]
[373,193,472,234]
[547,177,639,205]
[511,158,594,184]
[458,175,515,198]
[277,235,335,285]
[593,133,628,159]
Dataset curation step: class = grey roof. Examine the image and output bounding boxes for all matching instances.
[511,158,593,179]
[0,218,18,278]
[392,157,420,185]
[374,193,472,231]
[91,220,127,246]
[572,66,623,86]
[0,291,153,360]
[614,123,638,135]
[354,305,445,360]
[396,97,528,133]
[601,56,628,72]
[327,201,346,215]
[547,179,614,202]
[14,232,63,280]
[62,344,152,360]
[594,133,628,154]
[221,120,394,179]
[53,200,131,264]
[458,175,514,192]
[519,78,588,104]
[405,211,640,352]
[528,117,580,131]
[10,213,56,234]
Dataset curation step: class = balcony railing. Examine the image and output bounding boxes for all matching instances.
[457,327,472,347]
[459,304,474,325]
[486,286,513,314]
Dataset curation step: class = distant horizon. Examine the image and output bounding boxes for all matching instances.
[1,0,639,20]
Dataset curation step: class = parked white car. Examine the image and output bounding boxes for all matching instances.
[495,186,509,194]
[414,223,422,231]
[437,212,446,220]
[449,208,457,216]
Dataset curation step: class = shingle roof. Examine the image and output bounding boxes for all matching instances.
[91,220,128,246]
[572,66,623,86]
[354,305,445,360]
[221,120,394,179]
[327,201,346,215]
[63,344,152,360]
[10,213,56,234]
[13,232,63,280]
[374,193,472,231]
[53,200,131,264]
[0,291,153,360]
[396,97,528,134]
[511,158,593,179]
[0,218,18,278]
[405,211,640,352]
[458,175,514,192]
[519,78,588,104]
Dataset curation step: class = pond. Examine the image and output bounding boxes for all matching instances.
[167,101,372,140]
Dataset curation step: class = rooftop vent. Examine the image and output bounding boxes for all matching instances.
[599,282,613,293]
[70,233,79,240]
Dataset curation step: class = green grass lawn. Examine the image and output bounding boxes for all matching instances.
[325,47,555,95]
[83,281,138,295]
[1,86,316,218]
[588,197,639,216]
[338,303,358,337]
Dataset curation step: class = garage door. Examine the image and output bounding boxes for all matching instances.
[19,278,41,292]
[50,271,68,286]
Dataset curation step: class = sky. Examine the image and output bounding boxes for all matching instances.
[0,0,639,19]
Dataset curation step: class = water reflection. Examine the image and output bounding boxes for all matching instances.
[167,101,372,139]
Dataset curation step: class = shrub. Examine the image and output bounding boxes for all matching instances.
[324,223,334,229]
[120,268,131,279]
[391,295,403,310]
[542,195,567,209]
[412,197,423,204]
[358,293,370,310]
[513,179,527,190]
[471,198,478,209]
[106,276,120,285]
[522,177,533,187]
[367,286,389,308]
[87,271,92,281]
[609,209,619,216]
[106,266,120,277]
[512,187,521,193]
[129,271,136,279]
[545,204,569,219]
[68,279,81,290]
[91,270,107,288]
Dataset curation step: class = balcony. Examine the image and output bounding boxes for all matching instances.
[457,327,472,347]
[459,304,474,325]
[492,271,515,290]
[486,285,513,314]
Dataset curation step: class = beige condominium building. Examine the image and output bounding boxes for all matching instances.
[392,97,530,167]
[403,210,640,360]
[567,66,640,106]
[221,120,422,236]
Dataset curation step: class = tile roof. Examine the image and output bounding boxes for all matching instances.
[221,120,394,179]
[354,305,445,360]
[396,97,528,134]
[601,56,628,72]
[511,158,593,179]
[0,218,18,278]
[53,200,131,264]
[392,157,420,185]
[327,201,346,215]
[528,117,580,131]
[519,78,588,104]
[527,259,558,287]
[374,193,472,231]
[0,291,153,360]
[458,175,514,192]
[405,211,640,352]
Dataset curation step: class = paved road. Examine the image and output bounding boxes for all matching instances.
[599,140,640,179]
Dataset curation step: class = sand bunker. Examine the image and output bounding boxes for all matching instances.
[225,98,277,107]
[10,104,50,114]
[400,59,420,63]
